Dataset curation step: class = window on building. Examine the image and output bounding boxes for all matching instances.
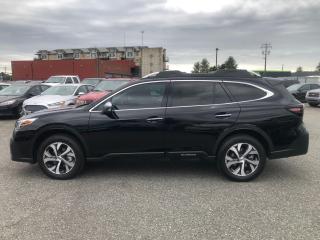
[126,52,134,58]
[41,54,47,60]
[74,53,80,59]
[91,52,97,59]
[57,53,63,60]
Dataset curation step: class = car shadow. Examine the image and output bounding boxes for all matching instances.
[14,157,303,183]
[82,158,221,180]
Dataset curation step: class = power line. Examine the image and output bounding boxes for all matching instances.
[261,43,272,73]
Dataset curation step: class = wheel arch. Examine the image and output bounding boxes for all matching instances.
[32,125,89,162]
[213,125,273,158]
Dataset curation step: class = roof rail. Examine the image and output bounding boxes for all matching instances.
[143,69,261,79]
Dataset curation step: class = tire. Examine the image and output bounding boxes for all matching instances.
[217,135,266,182]
[308,103,318,107]
[37,134,85,180]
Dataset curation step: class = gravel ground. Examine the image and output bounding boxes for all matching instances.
[0,106,319,240]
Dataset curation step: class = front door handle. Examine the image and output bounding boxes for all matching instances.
[146,117,164,122]
[215,113,232,119]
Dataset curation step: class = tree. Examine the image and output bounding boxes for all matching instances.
[316,62,320,72]
[209,65,218,72]
[223,56,238,70]
[296,66,303,72]
[200,58,210,73]
[192,62,200,73]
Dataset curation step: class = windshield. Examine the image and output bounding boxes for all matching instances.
[41,85,77,96]
[45,76,65,83]
[0,85,30,96]
[94,80,129,92]
[82,78,103,85]
[287,84,303,91]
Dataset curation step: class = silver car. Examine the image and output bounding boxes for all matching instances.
[23,84,94,114]
[306,88,320,107]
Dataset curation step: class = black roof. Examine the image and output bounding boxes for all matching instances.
[143,70,261,80]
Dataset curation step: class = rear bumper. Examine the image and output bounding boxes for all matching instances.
[269,124,309,159]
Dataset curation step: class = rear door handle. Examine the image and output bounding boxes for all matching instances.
[146,117,164,122]
[215,113,232,119]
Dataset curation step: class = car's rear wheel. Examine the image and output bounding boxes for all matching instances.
[309,103,319,107]
[37,135,85,179]
[217,135,266,182]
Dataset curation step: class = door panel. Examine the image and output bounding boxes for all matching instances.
[87,82,168,158]
[165,81,240,156]
[165,104,240,155]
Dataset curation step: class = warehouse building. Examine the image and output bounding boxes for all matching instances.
[35,46,169,77]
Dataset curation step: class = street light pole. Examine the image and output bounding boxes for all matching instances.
[215,48,219,69]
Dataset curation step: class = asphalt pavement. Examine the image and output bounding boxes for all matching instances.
[0,106,319,240]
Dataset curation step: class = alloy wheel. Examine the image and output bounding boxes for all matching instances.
[43,142,76,175]
[225,143,260,177]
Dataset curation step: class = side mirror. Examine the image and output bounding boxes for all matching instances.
[102,101,117,119]
[78,92,85,96]
[102,102,114,117]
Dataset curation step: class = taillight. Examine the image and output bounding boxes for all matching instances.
[287,105,304,117]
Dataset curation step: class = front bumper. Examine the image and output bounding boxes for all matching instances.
[10,130,37,163]
[269,123,309,159]
[305,97,320,104]
[0,105,20,117]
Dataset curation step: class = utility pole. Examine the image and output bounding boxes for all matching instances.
[261,43,272,73]
[215,48,219,69]
[140,30,145,77]
[282,64,284,71]
[141,30,144,47]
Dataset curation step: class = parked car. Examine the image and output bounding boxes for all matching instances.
[305,89,320,107]
[23,84,94,114]
[0,83,10,91]
[81,78,105,86]
[76,79,131,106]
[287,83,320,102]
[44,75,80,86]
[0,82,50,117]
[11,71,309,181]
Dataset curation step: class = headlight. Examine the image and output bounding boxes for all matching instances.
[0,100,16,106]
[48,101,66,107]
[15,118,37,130]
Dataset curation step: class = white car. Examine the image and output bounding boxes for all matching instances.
[0,83,10,91]
[23,84,94,114]
[44,75,80,86]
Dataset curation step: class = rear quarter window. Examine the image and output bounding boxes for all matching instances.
[224,82,267,102]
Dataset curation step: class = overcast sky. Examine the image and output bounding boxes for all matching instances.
[1,0,320,73]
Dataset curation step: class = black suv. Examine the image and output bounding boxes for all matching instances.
[10,71,309,181]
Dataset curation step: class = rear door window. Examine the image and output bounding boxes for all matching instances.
[72,77,79,83]
[65,77,73,84]
[224,82,266,102]
[169,81,230,107]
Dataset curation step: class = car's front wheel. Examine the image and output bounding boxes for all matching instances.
[217,135,266,182]
[37,134,85,179]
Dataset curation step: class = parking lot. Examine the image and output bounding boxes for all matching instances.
[0,106,319,240]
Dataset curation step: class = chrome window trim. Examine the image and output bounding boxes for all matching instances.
[89,79,274,112]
